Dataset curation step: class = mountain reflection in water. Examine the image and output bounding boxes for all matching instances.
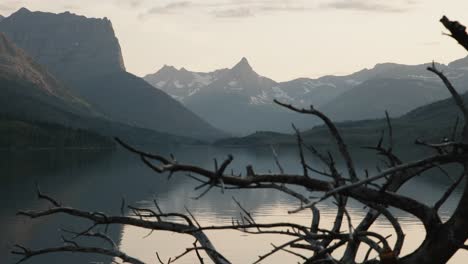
[0,146,465,263]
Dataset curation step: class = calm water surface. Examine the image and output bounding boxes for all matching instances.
[0,146,466,263]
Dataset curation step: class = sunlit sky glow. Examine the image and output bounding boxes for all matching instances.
[1,0,467,81]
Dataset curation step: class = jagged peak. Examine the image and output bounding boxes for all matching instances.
[152,65,181,77]
[17,7,31,14]
[9,7,31,17]
[233,57,251,69]
[239,56,249,64]
[160,64,177,71]
[231,57,256,76]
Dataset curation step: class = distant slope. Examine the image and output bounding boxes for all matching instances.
[0,76,204,146]
[0,8,225,140]
[73,72,224,139]
[216,91,467,147]
[320,78,448,120]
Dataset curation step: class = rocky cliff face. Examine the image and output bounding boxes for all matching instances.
[0,32,100,121]
[0,8,125,83]
[0,32,86,105]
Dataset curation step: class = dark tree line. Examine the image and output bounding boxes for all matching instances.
[12,16,468,264]
[0,114,114,149]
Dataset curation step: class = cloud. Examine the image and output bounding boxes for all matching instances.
[115,0,145,8]
[141,0,315,18]
[139,0,412,19]
[212,7,253,18]
[138,1,196,19]
[147,1,193,14]
[62,4,81,10]
[419,41,439,46]
[322,0,411,13]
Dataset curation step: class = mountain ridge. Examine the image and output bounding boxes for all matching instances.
[144,56,468,134]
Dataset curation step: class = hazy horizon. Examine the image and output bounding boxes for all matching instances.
[1,0,467,81]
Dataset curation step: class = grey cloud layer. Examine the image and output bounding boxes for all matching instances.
[147,1,193,14]
[140,0,414,18]
[323,0,412,13]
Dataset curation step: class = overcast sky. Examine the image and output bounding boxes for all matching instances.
[1,0,467,81]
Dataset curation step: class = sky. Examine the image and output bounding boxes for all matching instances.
[0,0,467,81]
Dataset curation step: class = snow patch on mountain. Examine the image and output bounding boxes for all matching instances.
[155,81,166,88]
[188,88,200,96]
[192,73,214,86]
[173,80,184,88]
[272,86,293,101]
[345,79,361,86]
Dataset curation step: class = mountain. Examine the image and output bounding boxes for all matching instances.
[318,60,468,121]
[0,32,204,145]
[144,65,229,102]
[0,15,4,22]
[145,56,468,134]
[0,8,225,140]
[146,58,320,134]
[144,58,359,108]
[0,7,125,83]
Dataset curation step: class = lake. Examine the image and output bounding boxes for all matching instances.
[0,145,466,263]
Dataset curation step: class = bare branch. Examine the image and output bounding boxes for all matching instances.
[434,170,465,212]
[427,62,468,142]
[35,183,61,207]
[270,145,285,174]
[12,244,145,264]
[292,123,309,178]
[274,100,358,182]
[61,228,117,249]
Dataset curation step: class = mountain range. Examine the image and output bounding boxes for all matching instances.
[0,8,225,142]
[1,7,468,146]
[145,55,468,134]
[145,58,332,134]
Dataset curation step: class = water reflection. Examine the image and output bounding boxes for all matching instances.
[0,146,465,263]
